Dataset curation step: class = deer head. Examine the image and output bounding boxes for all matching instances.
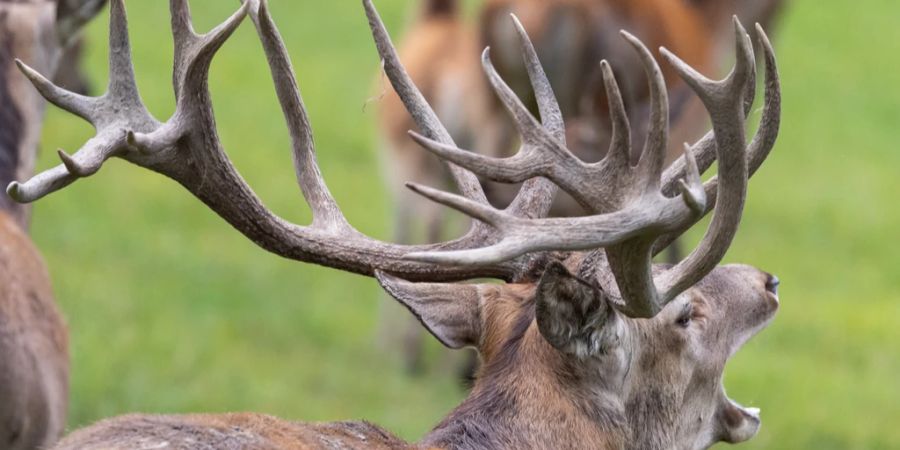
[10,0,781,448]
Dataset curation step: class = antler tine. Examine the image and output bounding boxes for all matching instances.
[747,24,780,174]
[362,0,488,207]
[659,35,758,200]
[248,0,352,232]
[652,23,780,255]
[407,131,544,183]
[502,14,564,219]
[169,0,195,44]
[654,19,756,301]
[106,0,140,104]
[172,0,250,104]
[407,15,597,212]
[13,59,95,122]
[598,60,631,168]
[406,183,506,229]
[6,165,76,203]
[511,15,564,139]
[620,31,668,193]
[407,49,587,195]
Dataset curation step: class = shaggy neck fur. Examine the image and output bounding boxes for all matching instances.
[422,309,630,450]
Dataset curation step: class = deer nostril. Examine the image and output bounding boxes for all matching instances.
[765,274,780,295]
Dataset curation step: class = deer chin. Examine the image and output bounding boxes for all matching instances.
[717,394,762,444]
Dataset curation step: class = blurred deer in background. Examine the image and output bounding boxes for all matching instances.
[480,0,786,211]
[375,0,494,376]
[0,0,104,448]
[10,0,782,448]
[377,0,785,376]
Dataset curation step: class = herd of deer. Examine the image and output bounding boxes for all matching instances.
[0,0,785,448]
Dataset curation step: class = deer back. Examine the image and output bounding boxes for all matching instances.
[53,414,413,450]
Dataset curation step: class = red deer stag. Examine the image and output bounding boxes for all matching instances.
[0,0,104,449]
[9,0,781,448]
[378,1,786,373]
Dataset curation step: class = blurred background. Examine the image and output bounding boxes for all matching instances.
[27,0,899,448]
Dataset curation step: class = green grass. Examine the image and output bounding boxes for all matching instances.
[28,0,900,448]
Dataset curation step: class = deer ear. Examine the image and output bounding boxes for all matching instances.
[535,262,613,357]
[716,397,762,444]
[376,272,483,349]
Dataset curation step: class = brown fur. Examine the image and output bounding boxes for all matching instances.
[54,414,411,450]
[0,211,68,450]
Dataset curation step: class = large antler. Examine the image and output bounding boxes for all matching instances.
[405,19,781,317]
[8,0,780,319]
[8,0,571,282]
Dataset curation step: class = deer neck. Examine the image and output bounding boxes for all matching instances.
[0,3,60,229]
[422,323,630,450]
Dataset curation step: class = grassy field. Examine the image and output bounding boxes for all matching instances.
[27,0,900,448]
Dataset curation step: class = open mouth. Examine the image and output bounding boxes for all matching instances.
[722,396,762,443]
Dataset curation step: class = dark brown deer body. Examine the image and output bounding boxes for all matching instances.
[0,1,103,448]
[9,0,782,448]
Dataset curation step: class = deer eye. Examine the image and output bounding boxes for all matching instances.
[676,303,694,328]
